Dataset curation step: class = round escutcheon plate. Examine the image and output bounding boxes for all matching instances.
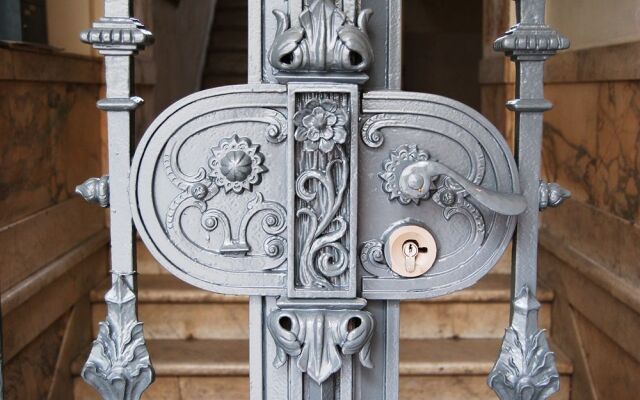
[131,84,289,296]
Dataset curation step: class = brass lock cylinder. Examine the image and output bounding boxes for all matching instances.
[384,224,438,278]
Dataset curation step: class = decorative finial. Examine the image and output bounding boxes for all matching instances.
[76,176,110,208]
[539,181,571,210]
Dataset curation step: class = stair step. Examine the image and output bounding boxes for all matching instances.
[72,338,572,399]
[89,274,553,340]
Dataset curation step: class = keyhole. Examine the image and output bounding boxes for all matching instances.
[403,240,419,257]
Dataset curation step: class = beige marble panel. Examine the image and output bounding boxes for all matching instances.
[541,199,640,291]
[547,0,640,51]
[0,81,102,226]
[8,49,103,84]
[543,81,640,224]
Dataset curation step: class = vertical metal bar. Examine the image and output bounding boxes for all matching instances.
[78,1,155,399]
[488,1,569,399]
[0,300,3,400]
[250,297,264,400]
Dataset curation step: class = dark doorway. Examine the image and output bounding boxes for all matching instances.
[402,1,483,110]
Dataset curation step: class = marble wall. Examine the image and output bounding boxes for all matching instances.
[544,81,640,224]
[0,48,109,399]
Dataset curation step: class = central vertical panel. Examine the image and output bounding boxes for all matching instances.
[287,84,359,299]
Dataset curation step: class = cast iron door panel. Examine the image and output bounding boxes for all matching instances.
[132,85,520,300]
[132,84,290,296]
[79,1,569,398]
[358,91,520,300]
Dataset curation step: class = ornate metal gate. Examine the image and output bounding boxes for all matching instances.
[75,0,571,399]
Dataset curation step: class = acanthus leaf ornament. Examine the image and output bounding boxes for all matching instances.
[269,0,374,75]
[82,274,154,400]
[267,307,374,384]
[488,286,560,400]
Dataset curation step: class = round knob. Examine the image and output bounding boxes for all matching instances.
[406,173,425,191]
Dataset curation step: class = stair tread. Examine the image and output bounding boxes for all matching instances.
[90,273,553,304]
[90,274,248,303]
[71,338,572,377]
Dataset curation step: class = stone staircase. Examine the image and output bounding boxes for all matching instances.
[72,1,573,398]
[72,242,573,399]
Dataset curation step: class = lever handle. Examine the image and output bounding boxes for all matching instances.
[399,161,526,216]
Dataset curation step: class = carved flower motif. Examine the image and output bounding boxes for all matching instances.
[294,99,348,153]
[209,135,266,194]
[379,144,435,205]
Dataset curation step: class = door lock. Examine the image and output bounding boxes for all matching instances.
[384,223,437,277]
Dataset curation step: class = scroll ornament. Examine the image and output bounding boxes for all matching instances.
[269,0,374,73]
[267,308,374,384]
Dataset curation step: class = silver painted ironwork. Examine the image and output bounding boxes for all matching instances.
[78,1,155,399]
[399,160,527,215]
[78,0,572,399]
[489,1,570,399]
[269,0,374,77]
[539,181,571,211]
[267,298,374,385]
[82,275,153,400]
[489,286,560,399]
[76,175,110,208]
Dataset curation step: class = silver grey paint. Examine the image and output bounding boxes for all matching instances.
[76,176,110,208]
[488,1,570,399]
[76,0,571,399]
[78,3,155,399]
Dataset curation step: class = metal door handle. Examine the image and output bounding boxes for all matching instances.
[399,160,527,216]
